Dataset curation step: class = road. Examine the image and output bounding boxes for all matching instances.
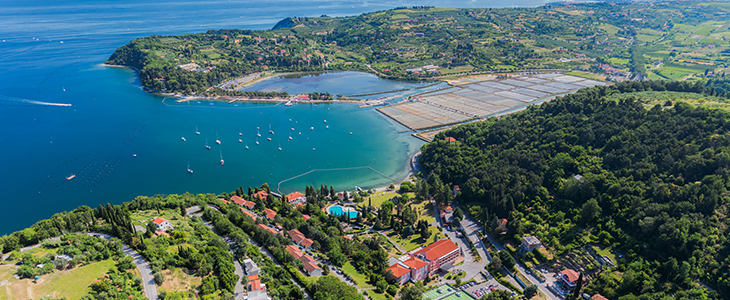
[455,206,560,300]
[249,240,313,300]
[88,232,158,300]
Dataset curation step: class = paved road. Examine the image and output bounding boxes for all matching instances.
[89,232,158,300]
[249,240,313,300]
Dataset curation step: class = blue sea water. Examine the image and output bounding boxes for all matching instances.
[0,0,562,234]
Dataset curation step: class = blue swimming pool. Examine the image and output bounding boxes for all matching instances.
[328,205,358,218]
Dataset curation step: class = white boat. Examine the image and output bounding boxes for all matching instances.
[216,133,221,144]
[313,148,316,151]
[324,120,327,123]
[181,136,186,141]
[291,128,294,131]
[245,143,249,150]
[220,151,224,165]
[256,137,259,145]
[205,138,210,150]
[187,162,193,174]
[350,132,353,135]
[278,143,282,151]
[66,174,76,180]
[239,139,242,143]
[299,132,301,135]
[257,128,261,137]
[133,154,137,157]
[195,126,200,135]
[269,124,274,134]
[289,132,292,140]
[326,126,329,129]
[267,137,271,141]
[289,119,292,122]
[310,127,314,130]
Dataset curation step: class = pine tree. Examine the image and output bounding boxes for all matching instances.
[571,272,583,300]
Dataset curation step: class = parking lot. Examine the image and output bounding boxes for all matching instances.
[459,280,515,299]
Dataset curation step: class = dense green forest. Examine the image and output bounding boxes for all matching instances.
[419,79,730,299]
[107,2,730,95]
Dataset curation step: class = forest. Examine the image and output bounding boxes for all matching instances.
[419,79,730,299]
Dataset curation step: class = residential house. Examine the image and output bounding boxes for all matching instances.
[230,195,247,206]
[499,219,508,235]
[413,239,462,276]
[591,295,609,300]
[241,208,258,220]
[241,200,256,210]
[242,258,260,275]
[257,224,278,235]
[152,218,173,232]
[253,190,269,200]
[286,192,307,206]
[557,269,585,294]
[518,236,542,254]
[303,261,323,276]
[440,206,454,226]
[288,229,314,249]
[263,208,277,220]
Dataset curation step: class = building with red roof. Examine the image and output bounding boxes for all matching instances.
[248,279,263,291]
[285,245,303,260]
[263,208,277,220]
[286,191,307,205]
[402,256,429,281]
[288,229,314,249]
[302,214,311,221]
[386,263,412,285]
[230,195,246,206]
[413,239,462,275]
[445,137,456,143]
[241,208,257,220]
[253,190,269,200]
[557,269,585,294]
[242,200,256,210]
[304,261,322,276]
[591,294,609,300]
[152,218,173,232]
[257,224,278,236]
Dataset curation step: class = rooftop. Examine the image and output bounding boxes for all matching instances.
[230,195,246,206]
[286,191,306,200]
[560,269,580,283]
[386,263,411,278]
[152,218,167,225]
[403,256,428,270]
[415,239,459,261]
[304,261,321,274]
[263,208,277,219]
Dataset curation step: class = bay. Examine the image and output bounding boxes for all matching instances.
[0,0,565,234]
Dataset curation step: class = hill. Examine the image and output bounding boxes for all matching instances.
[418,79,730,298]
[106,3,730,96]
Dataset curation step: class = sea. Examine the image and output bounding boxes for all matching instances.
[0,0,574,234]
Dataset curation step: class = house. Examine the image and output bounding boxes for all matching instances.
[286,191,307,205]
[288,229,314,249]
[248,277,264,291]
[386,263,411,285]
[241,200,256,210]
[241,208,258,220]
[302,214,311,221]
[242,258,260,275]
[499,219,508,235]
[402,256,429,281]
[591,294,609,300]
[519,236,542,254]
[152,218,173,232]
[452,185,460,196]
[286,245,304,260]
[263,208,277,220]
[440,206,454,226]
[303,261,323,276]
[253,190,269,200]
[557,269,585,294]
[413,239,462,276]
[444,137,456,143]
[257,224,278,235]
[230,196,247,206]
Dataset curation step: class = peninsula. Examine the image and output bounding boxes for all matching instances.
[107,3,730,99]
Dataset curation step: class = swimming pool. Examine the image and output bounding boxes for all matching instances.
[328,205,358,218]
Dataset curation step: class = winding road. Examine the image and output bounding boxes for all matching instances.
[88,232,158,300]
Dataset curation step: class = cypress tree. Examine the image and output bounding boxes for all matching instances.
[571,272,583,300]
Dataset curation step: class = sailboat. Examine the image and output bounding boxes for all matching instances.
[187,162,193,174]
[220,151,224,165]
[289,131,292,140]
[239,138,242,143]
[324,120,327,123]
[215,133,221,144]
[195,126,200,135]
[310,127,314,131]
[326,125,329,129]
[245,143,249,150]
[257,127,261,137]
[205,138,211,150]
[255,137,259,145]
[267,137,271,141]
[269,124,274,134]
[181,132,186,141]
[278,143,282,151]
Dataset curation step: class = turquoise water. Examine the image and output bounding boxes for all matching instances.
[241,71,432,95]
[0,0,566,234]
[328,205,358,218]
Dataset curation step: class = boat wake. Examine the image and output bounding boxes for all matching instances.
[0,94,72,107]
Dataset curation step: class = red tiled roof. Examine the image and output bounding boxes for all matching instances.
[241,208,257,220]
[591,295,609,300]
[249,279,262,291]
[301,254,315,263]
[152,218,167,225]
[221,199,230,205]
[248,274,259,281]
[414,239,459,261]
[386,263,410,278]
[403,256,428,270]
[500,218,508,226]
[253,190,269,199]
[286,245,303,259]
[445,137,456,142]
[286,192,305,201]
[257,224,278,235]
[300,238,314,248]
[230,195,246,206]
[561,269,580,283]
[288,229,305,242]
[304,261,321,273]
[302,214,311,220]
[263,208,277,219]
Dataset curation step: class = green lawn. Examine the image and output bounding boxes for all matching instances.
[385,227,442,252]
[342,262,375,290]
[367,191,415,208]
[0,259,116,300]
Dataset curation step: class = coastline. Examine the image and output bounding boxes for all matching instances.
[101,63,140,73]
